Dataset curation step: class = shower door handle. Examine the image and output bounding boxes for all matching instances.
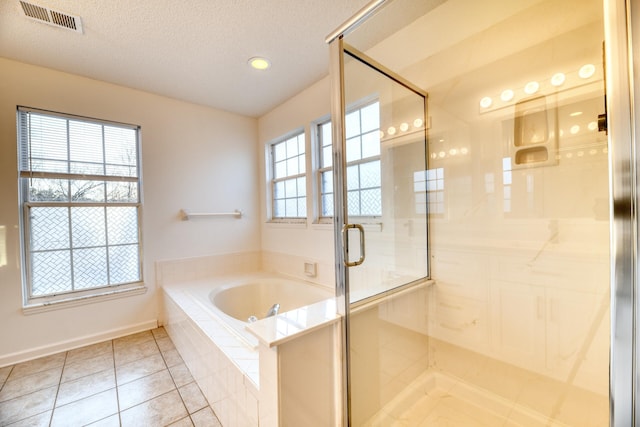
[342,223,366,267]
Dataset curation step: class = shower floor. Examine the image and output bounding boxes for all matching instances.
[364,369,605,427]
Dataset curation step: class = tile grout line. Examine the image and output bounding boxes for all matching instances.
[113,337,123,427]
[48,350,68,427]
[153,329,194,426]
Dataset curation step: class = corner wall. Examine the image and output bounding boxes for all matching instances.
[257,76,336,285]
[0,57,260,364]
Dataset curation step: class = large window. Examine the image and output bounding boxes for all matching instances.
[17,107,142,304]
[317,101,381,219]
[270,131,306,219]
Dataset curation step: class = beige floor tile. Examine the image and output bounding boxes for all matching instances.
[0,365,13,385]
[168,415,195,427]
[114,339,161,366]
[116,353,166,385]
[156,336,176,352]
[85,413,121,427]
[118,369,176,410]
[169,363,194,388]
[3,409,51,427]
[151,327,169,340]
[162,348,185,367]
[66,341,113,365]
[113,331,155,349]
[0,366,62,402]
[56,368,116,407]
[61,352,114,383]
[50,388,118,427]
[0,386,57,425]
[178,382,208,414]
[120,390,188,427]
[8,352,66,381]
[191,406,222,427]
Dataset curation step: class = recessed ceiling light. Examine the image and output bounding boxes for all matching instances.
[248,57,271,70]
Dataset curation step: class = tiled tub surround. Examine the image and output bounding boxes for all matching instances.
[0,328,221,426]
[162,273,340,426]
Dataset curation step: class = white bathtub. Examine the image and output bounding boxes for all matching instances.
[183,273,333,348]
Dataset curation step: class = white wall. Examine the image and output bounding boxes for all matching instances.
[258,77,336,284]
[0,58,260,364]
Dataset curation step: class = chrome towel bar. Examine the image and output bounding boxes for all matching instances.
[180,209,242,220]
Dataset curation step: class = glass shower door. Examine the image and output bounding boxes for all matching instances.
[329,0,612,425]
[332,44,430,425]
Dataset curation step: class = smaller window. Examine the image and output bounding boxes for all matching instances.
[270,132,306,220]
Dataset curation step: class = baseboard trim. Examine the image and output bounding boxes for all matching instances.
[0,319,158,368]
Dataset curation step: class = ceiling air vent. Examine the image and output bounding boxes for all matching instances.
[18,1,83,34]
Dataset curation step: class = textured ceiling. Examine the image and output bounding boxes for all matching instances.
[0,0,371,117]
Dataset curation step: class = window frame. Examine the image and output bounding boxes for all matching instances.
[315,100,382,223]
[17,106,145,310]
[268,129,307,223]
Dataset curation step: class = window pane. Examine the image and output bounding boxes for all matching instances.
[31,250,71,296]
[286,199,297,217]
[274,142,286,161]
[286,137,299,157]
[109,244,140,284]
[298,154,306,174]
[274,181,285,199]
[345,110,360,139]
[346,136,361,162]
[287,157,299,175]
[361,188,381,216]
[275,160,286,179]
[107,181,138,202]
[107,207,138,245]
[297,197,307,217]
[105,127,137,177]
[297,177,306,197]
[360,102,380,133]
[70,180,105,202]
[321,122,332,146]
[274,199,286,217]
[31,207,69,251]
[73,247,108,289]
[322,194,334,216]
[28,178,69,202]
[285,179,297,198]
[348,191,360,216]
[69,121,104,174]
[361,131,380,158]
[71,207,106,248]
[323,146,333,168]
[347,165,359,190]
[360,160,381,188]
[28,115,68,172]
[322,171,333,194]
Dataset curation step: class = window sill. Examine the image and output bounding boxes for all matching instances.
[22,284,148,315]
[266,220,307,229]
